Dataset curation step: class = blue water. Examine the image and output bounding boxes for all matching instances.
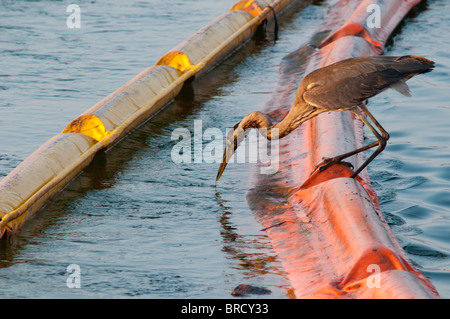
[366,0,450,297]
[0,0,449,298]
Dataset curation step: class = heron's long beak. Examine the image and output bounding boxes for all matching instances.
[216,123,243,182]
[216,140,233,182]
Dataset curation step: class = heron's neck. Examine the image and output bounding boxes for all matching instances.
[265,107,314,140]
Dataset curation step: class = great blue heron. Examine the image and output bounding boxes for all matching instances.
[216,55,435,181]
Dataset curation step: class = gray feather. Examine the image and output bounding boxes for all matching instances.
[390,79,411,97]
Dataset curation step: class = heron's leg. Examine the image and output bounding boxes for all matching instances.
[358,103,390,141]
[312,105,389,177]
[349,104,389,178]
[312,140,380,173]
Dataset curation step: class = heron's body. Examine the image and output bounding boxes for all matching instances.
[216,55,435,181]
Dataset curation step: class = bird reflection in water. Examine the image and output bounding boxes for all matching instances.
[215,191,295,298]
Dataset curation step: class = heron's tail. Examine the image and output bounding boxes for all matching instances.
[382,55,435,96]
[394,55,435,74]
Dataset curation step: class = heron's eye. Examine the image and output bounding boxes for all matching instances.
[306,83,318,90]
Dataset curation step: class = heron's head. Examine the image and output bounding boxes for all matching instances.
[216,111,274,182]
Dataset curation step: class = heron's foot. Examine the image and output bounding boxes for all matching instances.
[311,157,332,173]
[338,160,354,170]
[311,157,354,175]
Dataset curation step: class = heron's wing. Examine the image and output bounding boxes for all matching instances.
[302,64,399,110]
[302,55,433,110]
